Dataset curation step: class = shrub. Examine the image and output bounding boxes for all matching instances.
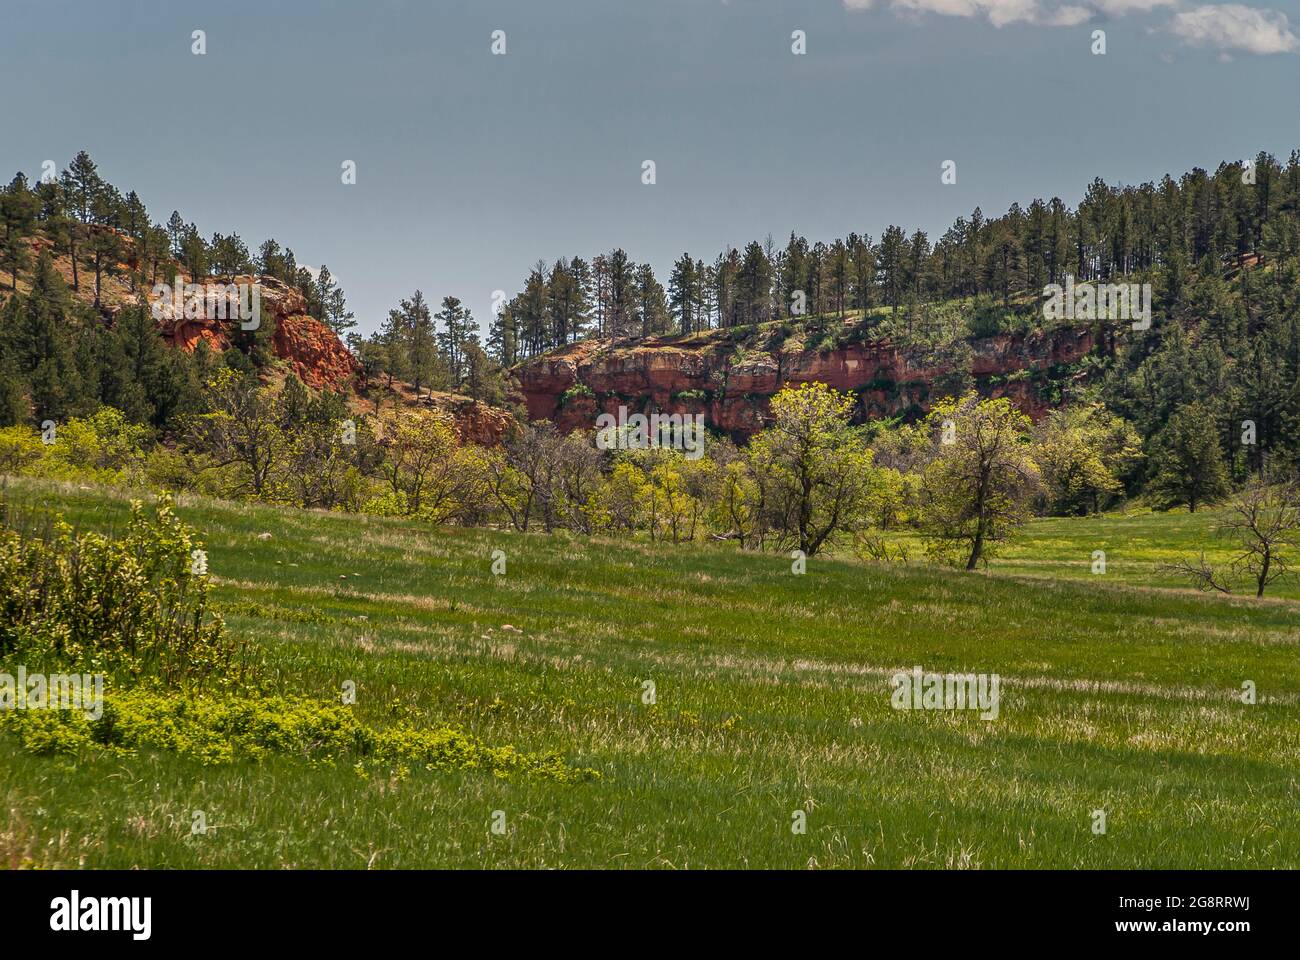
[143,446,204,492]
[0,408,149,485]
[559,384,595,407]
[47,407,150,477]
[0,493,242,689]
[0,425,44,475]
[0,689,601,782]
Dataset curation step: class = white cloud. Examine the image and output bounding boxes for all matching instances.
[888,0,1045,26]
[1167,4,1298,54]
[1092,0,1176,13]
[1042,4,1094,25]
[842,0,1300,54]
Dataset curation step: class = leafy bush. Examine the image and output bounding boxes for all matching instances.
[0,425,44,475]
[46,407,149,477]
[559,383,595,406]
[0,689,601,782]
[143,446,204,492]
[0,493,241,689]
[0,408,149,485]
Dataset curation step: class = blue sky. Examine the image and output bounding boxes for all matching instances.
[2,0,1297,335]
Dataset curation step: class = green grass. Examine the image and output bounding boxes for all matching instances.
[2,476,1298,868]
[860,505,1300,601]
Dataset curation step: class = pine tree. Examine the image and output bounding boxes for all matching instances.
[878,226,907,316]
[315,264,356,334]
[734,241,773,326]
[180,223,208,279]
[4,252,83,422]
[88,183,124,308]
[568,256,592,341]
[404,290,436,396]
[635,262,669,337]
[435,295,471,385]
[487,302,518,367]
[166,211,186,260]
[378,304,412,388]
[606,249,636,339]
[669,253,696,334]
[1148,402,1232,513]
[0,173,39,289]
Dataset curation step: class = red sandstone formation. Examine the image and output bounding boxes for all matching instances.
[152,276,359,392]
[512,325,1096,439]
[418,392,515,446]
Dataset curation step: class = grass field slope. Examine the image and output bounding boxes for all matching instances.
[2,476,1298,869]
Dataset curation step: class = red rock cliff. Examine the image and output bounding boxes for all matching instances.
[512,325,1096,439]
[152,276,359,391]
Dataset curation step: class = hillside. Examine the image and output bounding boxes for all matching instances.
[0,232,518,442]
[2,234,360,393]
[3,476,1297,868]
[513,312,1096,438]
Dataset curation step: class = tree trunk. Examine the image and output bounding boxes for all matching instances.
[965,524,984,571]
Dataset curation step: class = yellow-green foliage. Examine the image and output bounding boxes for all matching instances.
[916,394,1040,568]
[0,690,600,782]
[0,493,239,688]
[0,408,149,485]
[747,381,879,555]
[1034,402,1143,515]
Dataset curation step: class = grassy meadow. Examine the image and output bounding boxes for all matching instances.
[860,507,1300,601]
[2,475,1298,869]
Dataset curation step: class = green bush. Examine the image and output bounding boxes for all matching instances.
[0,425,45,475]
[0,689,601,782]
[0,493,241,689]
[559,384,595,406]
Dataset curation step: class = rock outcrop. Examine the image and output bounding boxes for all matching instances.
[418,392,515,445]
[512,324,1096,439]
[152,276,359,392]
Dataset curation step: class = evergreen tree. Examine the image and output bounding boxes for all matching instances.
[315,264,356,334]
[0,173,39,289]
[635,262,670,337]
[3,252,84,422]
[88,183,124,308]
[403,290,436,396]
[435,295,472,385]
[1148,402,1232,513]
[669,252,697,334]
[606,249,636,339]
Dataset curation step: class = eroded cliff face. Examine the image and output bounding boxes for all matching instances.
[512,326,1095,438]
[419,392,515,446]
[151,276,360,392]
